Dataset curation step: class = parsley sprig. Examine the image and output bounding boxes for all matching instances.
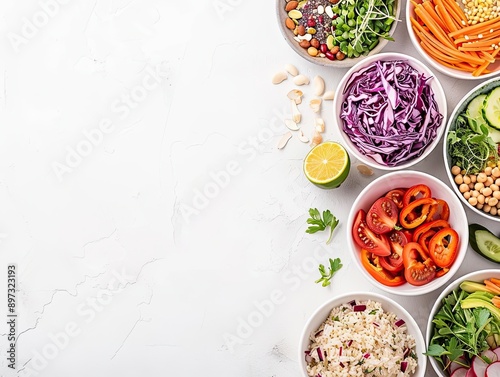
[306,208,339,244]
[315,258,343,287]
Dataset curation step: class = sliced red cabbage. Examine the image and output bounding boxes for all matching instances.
[340,60,443,167]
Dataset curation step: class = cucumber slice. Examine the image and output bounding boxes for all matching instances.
[467,94,487,131]
[469,224,500,263]
[483,87,500,130]
[466,94,500,142]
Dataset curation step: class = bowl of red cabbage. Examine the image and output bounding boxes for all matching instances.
[443,77,500,222]
[333,52,447,170]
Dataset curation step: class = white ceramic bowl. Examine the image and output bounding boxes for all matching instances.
[276,0,401,67]
[443,77,500,223]
[346,170,468,296]
[406,1,500,80]
[298,292,427,377]
[333,52,447,170]
[427,269,500,377]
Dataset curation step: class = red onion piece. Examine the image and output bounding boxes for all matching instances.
[373,322,380,327]
[348,300,356,306]
[395,319,406,327]
[353,305,366,312]
[339,362,345,368]
[317,348,323,362]
[401,361,408,372]
[305,354,313,363]
[364,353,371,358]
[339,347,342,356]
[347,340,353,347]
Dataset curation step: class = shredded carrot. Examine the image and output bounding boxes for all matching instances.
[448,16,500,38]
[441,0,467,21]
[485,280,500,294]
[415,5,455,48]
[421,1,448,31]
[435,1,458,32]
[492,297,500,309]
[454,28,500,44]
[490,277,500,287]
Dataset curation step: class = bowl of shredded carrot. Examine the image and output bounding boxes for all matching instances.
[407,0,500,79]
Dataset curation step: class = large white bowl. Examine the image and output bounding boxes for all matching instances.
[443,77,500,222]
[298,292,427,377]
[333,52,447,171]
[346,170,468,296]
[406,1,500,80]
[427,269,500,377]
[276,0,401,67]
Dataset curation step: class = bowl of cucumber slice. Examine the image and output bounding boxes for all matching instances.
[444,77,500,222]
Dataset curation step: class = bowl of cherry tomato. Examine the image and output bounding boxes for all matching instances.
[347,170,468,295]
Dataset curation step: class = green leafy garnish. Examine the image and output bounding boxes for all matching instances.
[315,258,343,287]
[447,115,498,174]
[306,208,339,244]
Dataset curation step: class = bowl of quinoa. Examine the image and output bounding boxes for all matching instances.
[276,0,401,67]
[298,292,426,377]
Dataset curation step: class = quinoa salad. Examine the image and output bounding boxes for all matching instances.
[305,300,418,376]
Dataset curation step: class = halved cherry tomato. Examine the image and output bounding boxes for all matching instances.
[352,210,391,256]
[412,219,450,242]
[427,199,450,222]
[428,228,459,268]
[418,229,436,254]
[436,267,450,278]
[399,198,437,229]
[403,184,432,207]
[379,254,404,272]
[403,242,436,286]
[385,189,407,209]
[366,197,400,234]
[361,249,406,286]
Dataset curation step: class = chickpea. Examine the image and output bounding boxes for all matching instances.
[494,191,500,200]
[472,190,480,198]
[491,207,498,216]
[485,166,493,176]
[478,172,488,183]
[496,178,500,186]
[489,197,499,207]
[451,165,461,175]
[469,197,478,206]
[475,182,485,191]
[492,167,500,178]
[454,174,464,185]
[463,175,471,185]
[490,184,499,191]
[469,182,475,189]
[484,204,492,213]
[483,187,493,197]
[477,203,484,210]
[464,191,471,200]
[478,194,486,204]
[459,183,469,193]
[486,177,494,187]
[471,175,477,183]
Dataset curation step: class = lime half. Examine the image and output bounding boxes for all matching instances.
[304,141,350,189]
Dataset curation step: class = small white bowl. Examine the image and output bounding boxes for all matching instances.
[444,77,500,222]
[333,52,447,171]
[427,269,500,377]
[346,170,468,296]
[298,292,427,377]
[276,0,401,67]
[406,1,500,80]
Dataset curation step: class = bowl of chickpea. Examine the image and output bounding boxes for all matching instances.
[444,77,500,222]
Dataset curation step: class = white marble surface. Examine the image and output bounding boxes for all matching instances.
[0,0,497,376]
